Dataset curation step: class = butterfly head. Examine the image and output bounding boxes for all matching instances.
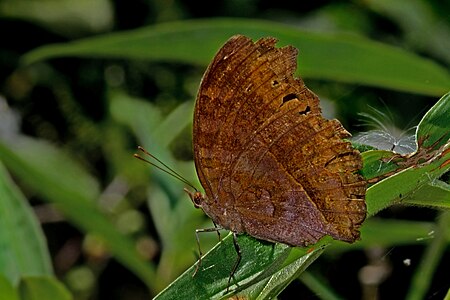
[184,188,205,209]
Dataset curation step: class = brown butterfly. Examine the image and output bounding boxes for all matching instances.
[187,35,366,249]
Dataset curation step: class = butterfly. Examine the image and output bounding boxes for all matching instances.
[187,35,366,252]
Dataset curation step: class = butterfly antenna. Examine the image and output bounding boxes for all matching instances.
[134,146,198,191]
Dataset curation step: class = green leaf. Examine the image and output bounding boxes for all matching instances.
[109,91,163,144]
[0,161,52,284]
[361,150,400,180]
[109,92,191,195]
[0,137,157,291]
[152,100,194,149]
[365,144,450,216]
[299,272,343,300]
[154,233,327,300]
[249,246,325,299]
[348,219,441,248]
[19,276,72,300]
[416,91,450,150]
[110,93,209,290]
[22,18,450,96]
[0,274,19,300]
[444,287,450,300]
[405,180,450,209]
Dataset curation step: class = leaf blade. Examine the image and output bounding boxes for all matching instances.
[0,161,52,284]
[22,18,450,96]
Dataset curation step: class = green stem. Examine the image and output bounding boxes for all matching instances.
[299,271,344,300]
[406,211,450,300]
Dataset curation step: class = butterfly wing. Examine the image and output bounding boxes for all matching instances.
[193,35,366,246]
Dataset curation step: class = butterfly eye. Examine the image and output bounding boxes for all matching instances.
[184,188,204,208]
[192,192,204,208]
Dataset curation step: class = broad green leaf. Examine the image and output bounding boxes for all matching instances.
[19,276,72,300]
[335,218,443,250]
[0,274,19,300]
[361,150,400,180]
[416,91,450,150]
[0,161,52,284]
[0,137,157,291]
[405,180,450,209]
[154,233,326,300]
[248,247,325,299]
[21,18,450,96]
[365,143,450,216]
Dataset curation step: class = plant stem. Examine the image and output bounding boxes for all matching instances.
[406,211,450,300]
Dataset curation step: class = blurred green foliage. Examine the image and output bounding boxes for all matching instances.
[0,0,449,299]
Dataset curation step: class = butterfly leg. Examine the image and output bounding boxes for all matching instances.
[226,232,242,292]
[192,226,223,277]
[213,221,222,241]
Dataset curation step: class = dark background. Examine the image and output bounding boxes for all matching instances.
[0,0,449,299]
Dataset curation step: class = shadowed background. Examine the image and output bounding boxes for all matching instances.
[0,0,449,299]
